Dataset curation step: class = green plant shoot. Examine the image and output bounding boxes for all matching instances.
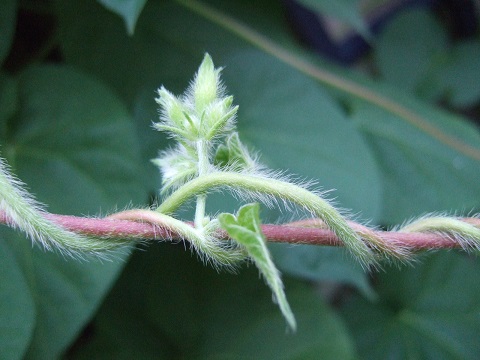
[2,53,480,331]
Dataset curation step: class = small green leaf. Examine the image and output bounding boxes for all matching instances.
[152,146,198,194]
[96,0,147,35]
[218,203,296,331]
[213,144,229,168]
[213,132,256,171]
[192,53,220,114]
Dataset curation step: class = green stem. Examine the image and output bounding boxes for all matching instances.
[0,158,128,256]
[157,172,376,267]
[109,209,244,267]
[401,217,480,251]
[194,194,207,228]
[194,140,209,229]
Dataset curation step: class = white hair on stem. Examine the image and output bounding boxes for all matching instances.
[0,157,130,258]
[157,171,383,269]
[108,209,246,271]
[399,213,480,252]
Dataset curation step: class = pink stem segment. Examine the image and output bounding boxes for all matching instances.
[0,210,466,250]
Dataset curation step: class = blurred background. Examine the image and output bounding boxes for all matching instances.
[1,0,480,358]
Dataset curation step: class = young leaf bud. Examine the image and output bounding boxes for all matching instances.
[214,133,257,171]
[202,98,238,139]
[192,53,222,114]
[152,146,198,192]
[155,87,185,128]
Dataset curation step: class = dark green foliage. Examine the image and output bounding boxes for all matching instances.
[0,65,147,358]
[341,252,480,359]
[1,0,479,358]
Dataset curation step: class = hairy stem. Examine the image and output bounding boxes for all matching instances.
[194,194,207,228]
[0,159,128,256]
[401,216,480,251]
[194,140,209,229]
[1,210,474,249]
[109,209,244,267]
[157,172,376,267]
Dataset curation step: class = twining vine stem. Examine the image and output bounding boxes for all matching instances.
[0,210,473,250]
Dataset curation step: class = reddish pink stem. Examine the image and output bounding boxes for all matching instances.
[0,210,462,250]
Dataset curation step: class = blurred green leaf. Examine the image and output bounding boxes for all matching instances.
[348,84,480,223]
[270,244,375,299]
[97,0,147,35]
[10,65,146,214]
[0,65,147,358]
[23,246,127,359]
[0,0,17,65]
[375,8,480,109]
[296,0,370,39]
[0,238,35,360]
[340,252,480,359]
[375,8,447,95]
[57,0,201,105]
[198,279,355,360]
[69,242,355,359]
[437,41,480,108]
[68,298,173,360]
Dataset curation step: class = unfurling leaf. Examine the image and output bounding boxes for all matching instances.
[218,203,296,331]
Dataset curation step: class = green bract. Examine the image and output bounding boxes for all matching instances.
[153,54,238,144]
